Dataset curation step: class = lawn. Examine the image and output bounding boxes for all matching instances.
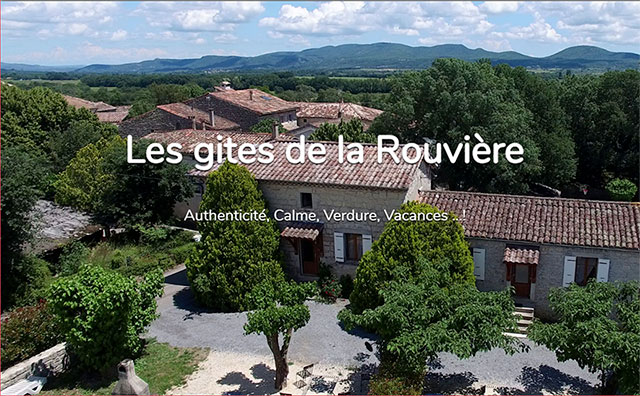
[40,341,208,395]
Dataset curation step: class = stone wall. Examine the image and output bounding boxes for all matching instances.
[0,343,69,391]
[119,109,201,138]
[258,181,413,279]
[188,95,260,130]
[468,238,640,319]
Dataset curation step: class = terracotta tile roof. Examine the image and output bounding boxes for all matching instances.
[142,129,278,153]
[189,141,421,190]
[281,222,324,240]
[209,89,298,115]
[504,247,540,265]
[157,103,239,130]
[63,95,117,112]
[294,102,383,122]
[96,106,130,124]
[417,190,640,250]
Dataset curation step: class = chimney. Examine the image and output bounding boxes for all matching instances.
[249,90,254,101]
[209,109,215,127]
[189,115,196,130]
[271,120,279,140]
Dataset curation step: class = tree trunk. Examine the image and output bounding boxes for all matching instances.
[267,333,291,391]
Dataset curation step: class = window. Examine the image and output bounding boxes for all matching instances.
[345,233,363,261]
[288,114,293,121]
[575,257,598,286]
[300,192,313,208]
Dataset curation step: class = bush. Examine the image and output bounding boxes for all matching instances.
[1,301,62,368]
[187,162,284,312]
[48,265,164,371]
[11,255,54,308]
[339,274,354,299]
[368,372,422,395]
[349,202,474,313]
[605,178,638,201]
[136,225,170,245]
[58,241,89,276]
[318,277,342,303]
[110,250,127,269]
[169,243,195,264]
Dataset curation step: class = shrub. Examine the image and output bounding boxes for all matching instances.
[58,241,89,276]
[11,255,54,307]
[368,372,422,395]
[318,277,342,303]
[1,301,62,368]
[187,162,284,312]
[48,265,164,371]
[136,225,170,245]
[605,178,638,201]
[110,250,127,269]
[349,202,474,313]
[339,274,354,299]
[169,243,195,264]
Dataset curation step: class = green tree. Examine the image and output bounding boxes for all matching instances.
[54,135,123,212]
[244,280,316,390]
[340,259,521,392]
[529,281,640,394]
[250,118,283,134]
[369,59,543,194]
[186,162,284,311]
[309,119,376,143]
[48,265,164,371]
[349,201,474,313]
[98,139,194,226]
[1,147,51,304]
[605,178,638,201]
[49,119,117,171]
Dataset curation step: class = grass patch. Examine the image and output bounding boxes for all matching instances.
[82,229,195,277]
[40,341,208,395]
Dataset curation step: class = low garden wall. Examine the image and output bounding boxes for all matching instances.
[0,343,69,391]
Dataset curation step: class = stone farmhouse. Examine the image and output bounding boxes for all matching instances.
[119,86,384,140]
[63,95,130,124]
[417,190,640,318]
[119,102,241,138]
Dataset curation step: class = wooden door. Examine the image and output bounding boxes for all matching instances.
[300,239,318,275]
[513,264,531,298]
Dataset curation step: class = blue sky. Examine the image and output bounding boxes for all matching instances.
[2,1,639,66]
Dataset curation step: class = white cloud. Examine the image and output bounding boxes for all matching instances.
[493,12,563,43]
[80,42,168,60]
[110,29,128,41]
[479,2,520,14]
[194,37,206,45]
[213,33,238,43]
[135,2,265,32]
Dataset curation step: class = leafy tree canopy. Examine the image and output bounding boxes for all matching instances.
[349,201,474,313]
[309,119,376,143]
[529,280,640,394]
[48,265,164,371]
[244,279,316,390]
[186,162,284,311]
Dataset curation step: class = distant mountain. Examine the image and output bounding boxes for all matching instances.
[5,44,638,74]
[1,62,84,72]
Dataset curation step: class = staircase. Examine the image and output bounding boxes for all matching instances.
[504,306,534,338]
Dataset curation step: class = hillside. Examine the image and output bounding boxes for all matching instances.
[3,44,638,74]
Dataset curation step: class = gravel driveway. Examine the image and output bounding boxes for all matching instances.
[149,266,599,394]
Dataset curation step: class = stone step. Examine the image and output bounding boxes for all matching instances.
[517,325,529,334]
[512,311,534,319]
[514,306,534,313]
[503,331,527,339]
[517,318,533,326]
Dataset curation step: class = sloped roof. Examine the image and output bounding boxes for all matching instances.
[417,190,640,250]
[96,106,130,124]
[156,102,239,130]
[142,129,281,153]
[281,222,324,240]
[63,95,116,112]
[295,102,383,122]
[504,247,540,265]
[209,89,298,115]
[189,141,422,190]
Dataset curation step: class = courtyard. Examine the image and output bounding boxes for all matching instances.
[147,266,600,395]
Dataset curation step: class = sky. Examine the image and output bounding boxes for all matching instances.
[2,1,639,66]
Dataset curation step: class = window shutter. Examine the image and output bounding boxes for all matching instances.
[362,234,372,254]
[472,248,485,280]
[562,256,576,287]
[334,232,344,263]
[597,259,610,283]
